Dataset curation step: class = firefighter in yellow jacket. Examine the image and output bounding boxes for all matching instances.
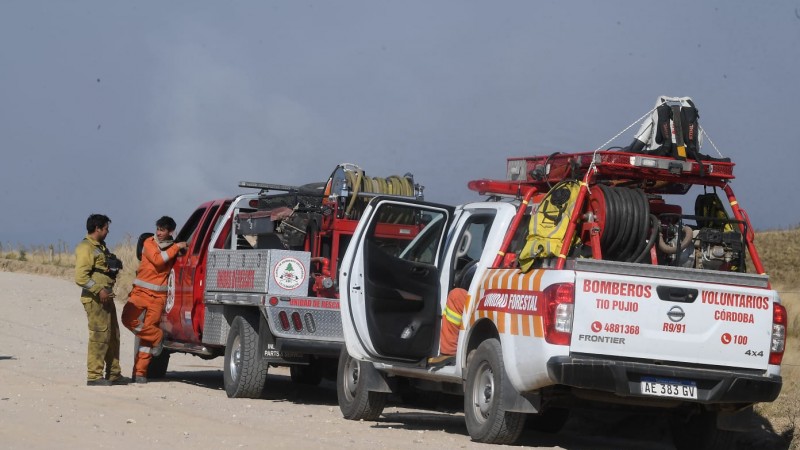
[75,214,127,386]
[122,216,187,383]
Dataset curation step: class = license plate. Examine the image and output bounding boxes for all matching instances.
[640,377,697,399]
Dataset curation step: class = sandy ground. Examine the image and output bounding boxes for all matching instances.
[1,271,767,450]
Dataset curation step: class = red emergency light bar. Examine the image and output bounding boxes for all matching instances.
[506,151,735,191]
[467,179,538,197]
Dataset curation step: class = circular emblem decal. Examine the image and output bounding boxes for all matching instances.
[274,257,306,290]
[667,306,685,323]
[165,269,176,313]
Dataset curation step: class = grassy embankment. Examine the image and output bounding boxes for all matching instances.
[1,228,799,447]
[0,236,138,296]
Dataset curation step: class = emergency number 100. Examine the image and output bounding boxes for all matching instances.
[732,335,748,345]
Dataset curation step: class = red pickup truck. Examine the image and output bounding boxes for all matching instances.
[146,164,424,398]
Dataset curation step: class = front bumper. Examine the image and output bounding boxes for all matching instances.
[547,354,782,404]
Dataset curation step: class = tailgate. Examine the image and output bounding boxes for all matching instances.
[265,296,344,342]
[571,272,774,370]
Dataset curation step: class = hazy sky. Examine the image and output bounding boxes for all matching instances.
[2,1,799,249]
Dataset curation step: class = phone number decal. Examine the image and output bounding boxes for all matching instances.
[597,321,640,335]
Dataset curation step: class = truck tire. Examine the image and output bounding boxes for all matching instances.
[464,339,526,444]
[290,364,323,386]
[147,351,170,379]
[337,350,387,421]
[671,411,738,450]
[223,315,268,399]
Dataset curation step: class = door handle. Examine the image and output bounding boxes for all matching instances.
[656,286,698,303]
[410,266,429,277]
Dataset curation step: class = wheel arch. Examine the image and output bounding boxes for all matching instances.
[464,318,500,367]
[214,304,263,346]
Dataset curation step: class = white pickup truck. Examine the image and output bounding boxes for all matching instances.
[336,150,786,449]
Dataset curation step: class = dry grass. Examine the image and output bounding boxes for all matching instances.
[755,227,800,289]
[2,227,799,447]
[0,235,139,298]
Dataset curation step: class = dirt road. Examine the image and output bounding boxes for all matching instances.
[0,271,685,449]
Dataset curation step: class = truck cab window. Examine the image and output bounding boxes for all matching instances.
[397,211,447,265]
[451,213,496,289]
[178,205,221,256]
[176,208,204,244]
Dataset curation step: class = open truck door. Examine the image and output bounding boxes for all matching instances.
[340,198,453,363]
[168,200,229,344]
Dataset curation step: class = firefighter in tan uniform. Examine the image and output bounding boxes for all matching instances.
[74,214,128,386]
[122,216,187,383]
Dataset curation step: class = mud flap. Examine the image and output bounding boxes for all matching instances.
[717,405,757,432]
[501,371,541,413]
[256,313,307,364]
[360,362,393,393]
[257,312,277,360]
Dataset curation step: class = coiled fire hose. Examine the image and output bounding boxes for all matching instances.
[596,185,658,263]
[343,168,414,221]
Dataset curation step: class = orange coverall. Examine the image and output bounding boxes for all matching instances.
[121,236,181,377]
[439,288,467,355]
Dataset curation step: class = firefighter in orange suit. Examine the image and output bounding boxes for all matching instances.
[428,287,468,366]
[75,214,128,386]
[121,216,187,383]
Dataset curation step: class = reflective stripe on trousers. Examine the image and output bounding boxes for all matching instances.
[134,310,145,333]
[132,278,168,292]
